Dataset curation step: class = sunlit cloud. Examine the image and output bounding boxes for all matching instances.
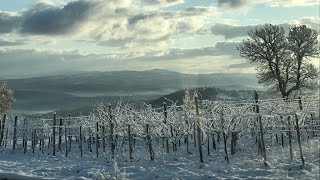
[0,0,318,77]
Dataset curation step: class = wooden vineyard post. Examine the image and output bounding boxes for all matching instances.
[47,132,50,150]
[284,100,293,159]
[220,105,229,163]
[96,122,99,158]
[231,132,234,155]
[298,97,303,111]
[12,115,18,151]
[32,129,36,154]
[68,114,72,152]
[171,126,175,152]
[184,112,190,153]
[310,113,316,137]
[65,126,68,157]
[23,119,27,154]
[207,132,210,155]
[52,113,56,156]
[254,91,267,166]
[109,104,115,157]
[0,114,1,147]
[287,116,293,159]
[211,110,216,151]
[80,126,83,158]
[205,104,210,155]
[59,118,63,150]
[146,124,154,160]
[294,114,305,166]
[297,97,307,140]
[253,105,261,154]
[194,91,204,163]
[88,127,92,152]
[128,124,133,160]
[281,123,285,148]
[186,130,189,153]
[178,133,181,148]
[41,133,44,155]
[38,115,42,152]
[163,102,169,153]
[231,132,238,155]
[217,131,220,143]
[31,129,34,154]
[4,127,8,148]
[47,134,50,150]
[212,134,216,150]
[0,114,6,146]
[194,119,197,148]
[102,125,106,152]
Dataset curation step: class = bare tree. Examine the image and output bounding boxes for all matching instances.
[0,79,15,115]
[286,25,319,95]
[238,24,319,99]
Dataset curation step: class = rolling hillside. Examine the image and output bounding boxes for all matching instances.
[6,69,262,114]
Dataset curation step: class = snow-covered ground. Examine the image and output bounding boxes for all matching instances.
[0,136,319,180]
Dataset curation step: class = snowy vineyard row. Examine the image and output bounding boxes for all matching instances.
[0,92,319,165]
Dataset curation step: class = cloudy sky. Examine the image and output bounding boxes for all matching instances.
[0,0,319,78]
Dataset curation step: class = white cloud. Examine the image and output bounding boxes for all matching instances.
[211,17,320,39]
[263,0,319,7]
[216,0,319,9]
[0,0,318,78]
[0,0,218,52]
[289,17,320,32]
[92,6,218,51]
[143,0,185,7]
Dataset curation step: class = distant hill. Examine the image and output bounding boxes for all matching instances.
[149,87,267,108]
[10,90,157,115]
[7,69,260,95]
[33,87,268,117]
[6,69,262,114]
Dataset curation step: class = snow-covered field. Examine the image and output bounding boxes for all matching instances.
[0,136,319,180]
[1,97,319,179]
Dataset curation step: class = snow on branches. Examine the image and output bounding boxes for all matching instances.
[0,79,15,115]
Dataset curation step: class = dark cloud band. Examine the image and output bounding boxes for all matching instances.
[0,12,19,33]
[217,0,248,8]
[0,0,99,35]
[20,1,96,35]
